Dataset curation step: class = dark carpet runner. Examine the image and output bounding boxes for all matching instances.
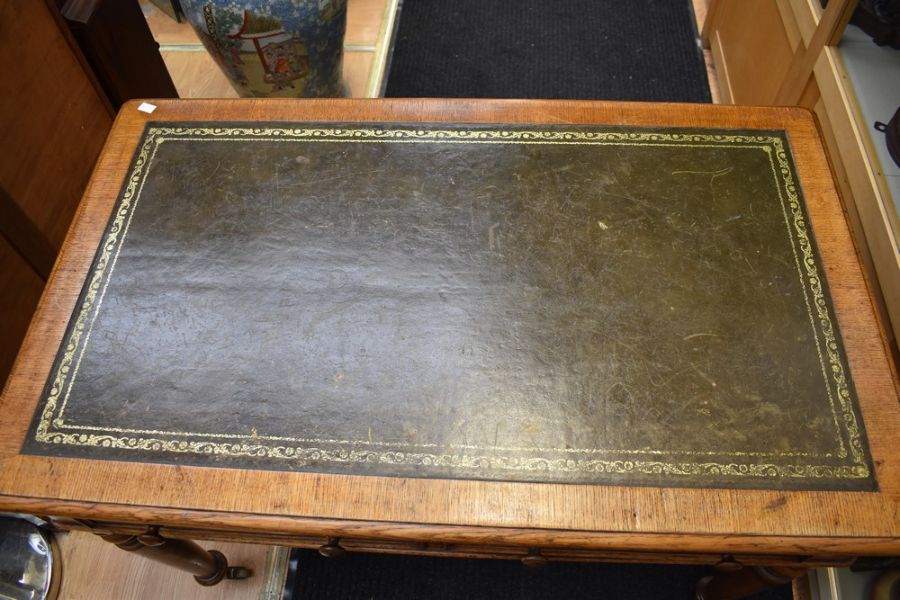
[384,0,712,101]
[283,549,792,599]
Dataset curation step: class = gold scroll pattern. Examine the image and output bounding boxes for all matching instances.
[34,125,870,481]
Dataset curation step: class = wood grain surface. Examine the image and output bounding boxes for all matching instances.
[0,0,114,252]
[704,0,796,105]
[0,0,114,387]
[1,99,897,559]
[0,237,44,387]
[57,531,275,600]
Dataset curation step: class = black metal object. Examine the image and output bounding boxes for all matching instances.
[874,106,900,167]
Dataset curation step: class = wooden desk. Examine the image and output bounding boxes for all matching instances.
[1,99,897,597]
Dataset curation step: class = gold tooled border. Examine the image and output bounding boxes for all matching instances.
[33,125,871,482]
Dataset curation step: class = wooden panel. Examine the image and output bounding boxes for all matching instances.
[704,0,897,363]
[346,0,387,46]
[694,0,721,104]
[814,49,900,346]
[57,519,849,567]
[776,0,804,49]
[0,186,55,280]
[709,29,734,103]
[62,0,178,108]
[0,0,113,251]
[157,530,851,568]
[0,0,112,394]
[773,0,856,105]
[725,0,897,346]
[21,498,900,556]
[343,50,374,97]
[705,0,796,104]
[160,50,239,99]
[0,100,897,558]
[812,94,895,352]
[0,236,44,389]
[364,0,399,97]
[700,0,721,46]
[797,72,821,108]
[790,0,822,44]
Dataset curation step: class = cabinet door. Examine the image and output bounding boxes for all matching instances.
[706,0,797,104]
[0,0,113,386]
[0,237,44,389]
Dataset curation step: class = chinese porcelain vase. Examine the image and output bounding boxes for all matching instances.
[180,0,347,97]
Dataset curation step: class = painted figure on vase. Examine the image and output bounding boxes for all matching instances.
[180,0,347,98]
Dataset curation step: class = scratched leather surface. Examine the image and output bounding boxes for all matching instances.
[25,123,875,490]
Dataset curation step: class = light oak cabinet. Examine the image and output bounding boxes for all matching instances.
[705,0,797,104]
[704,0,900,354]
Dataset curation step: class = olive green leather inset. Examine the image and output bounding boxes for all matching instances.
[25,123,875,491]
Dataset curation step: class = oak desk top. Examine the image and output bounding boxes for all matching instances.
[1,99,898,559]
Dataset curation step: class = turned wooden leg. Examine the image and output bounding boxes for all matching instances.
[696,565,807,600]
[98,527,252,586]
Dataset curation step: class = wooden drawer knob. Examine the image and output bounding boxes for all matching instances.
[521,549,548,568]
[715,555,744,572]
[318,538,346,558]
